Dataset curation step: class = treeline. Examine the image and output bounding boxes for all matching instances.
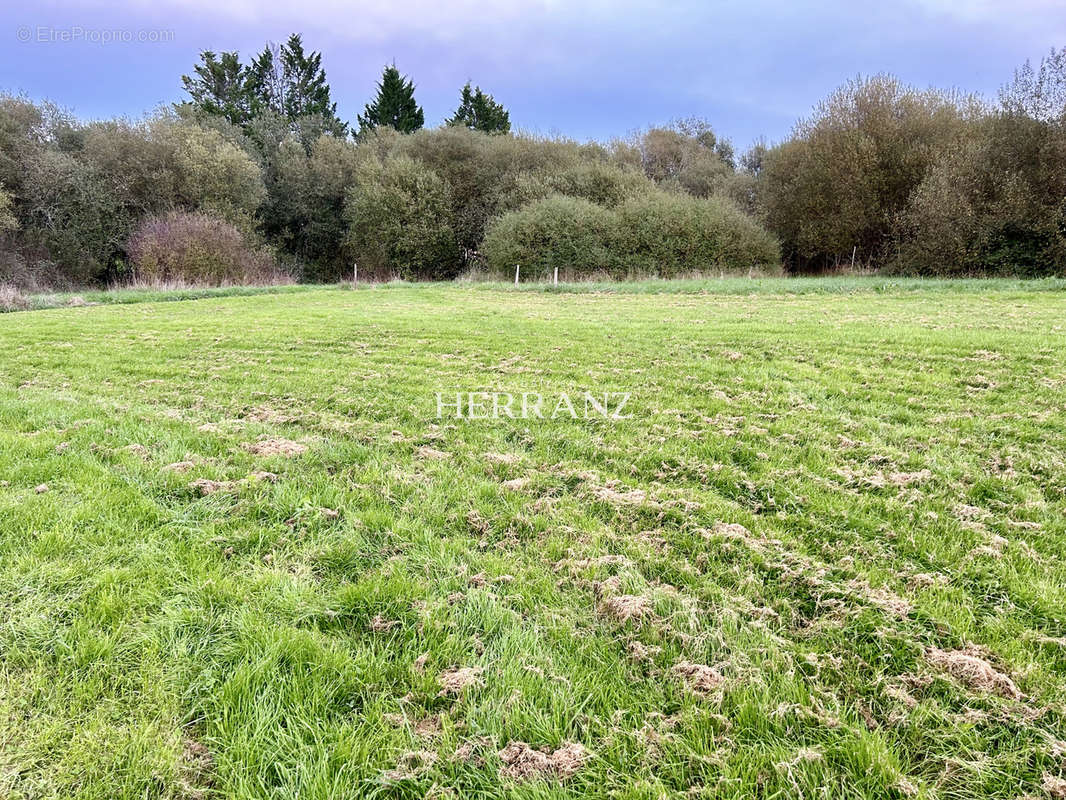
[758,51,1066,275]
[1,37,1064,289]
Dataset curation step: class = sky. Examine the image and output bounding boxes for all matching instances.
[2,0,1065,149]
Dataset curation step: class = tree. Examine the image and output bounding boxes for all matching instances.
[446,83,510,134]
[181,51,251,127]
[181,34,346,137]
[0,184,16,232]
[358,65,424,134]
[344,155,458,279]
[756,75,972,270]
[1000,46,1066,122]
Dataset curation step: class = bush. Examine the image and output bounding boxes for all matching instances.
[481,191,780,280]
[18,148,127,285]
[620,120,736,198]
[892,50,1066,277]
[150,119,266,225]
[343,155,460,280]
[258,134,370,281]
[756,76,974,271]
[481,195,617,279]
[616,191,780,276]
[127,211,285,286]
[0,185,15,232]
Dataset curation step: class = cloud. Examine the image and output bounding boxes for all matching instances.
[9,0,1066,144]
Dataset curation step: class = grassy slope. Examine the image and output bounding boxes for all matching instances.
[1,283,1065,799]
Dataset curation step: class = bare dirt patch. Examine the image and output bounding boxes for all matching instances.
[123,443,150,459]
[176,737,214,799]
[1043,773,1066,798]
[382,750,437,781]
[416,445,451,460]
[590,483,662,509]
[484,452,521,465]
[368,615,398,632]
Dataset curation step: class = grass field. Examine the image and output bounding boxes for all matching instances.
[1,281,1065,799]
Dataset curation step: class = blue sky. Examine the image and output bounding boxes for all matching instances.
[3,0,1065,149]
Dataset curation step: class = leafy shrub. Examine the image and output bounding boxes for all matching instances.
[615,191,780,276]
[0,185,15,232]
[756,76,974,271]
[343,155,460,280]
[481,191,780,279]
[892,51,1066,277]
[481,195,617,279]
[618,119,735,198]
[151,119,266,225]
[259,134,369,281]
[18,148,127,285]
[127,211,285,286]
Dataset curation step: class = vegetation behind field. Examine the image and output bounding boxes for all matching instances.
[2,44,1065,288]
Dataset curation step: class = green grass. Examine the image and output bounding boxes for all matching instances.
[1,281,1065,799]
[9,275,1066,316]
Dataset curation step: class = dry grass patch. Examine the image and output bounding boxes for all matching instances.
[926,645,1023,700]
[243,438,307,457]
[497,741,587,781]
[188,478,233,495]
[598,594,652,624]
[438,666,483,695]
[672,661,725,697]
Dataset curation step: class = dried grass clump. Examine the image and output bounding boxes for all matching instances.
[0,285,30,312]
[672,661,725,696]
[497,741,587,780]
[926,645,1022,699]
[438,666,483,695]
[598,594,651,624]
[243,438,307,457]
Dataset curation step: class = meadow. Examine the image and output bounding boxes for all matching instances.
[1,280,1065,799]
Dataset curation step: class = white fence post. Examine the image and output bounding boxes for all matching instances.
[514,264,520,286]
[353,261,358,287]
[553,266,558,286]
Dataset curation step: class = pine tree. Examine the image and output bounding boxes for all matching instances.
[182,34,346,136]
[446,82,510,134]
[358,65,424,134]
[279,34,345,133]
[245,45,282,119]
[181,50,251,126]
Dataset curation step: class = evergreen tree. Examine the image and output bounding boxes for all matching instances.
[181,51,251,127]
[182,34,346,137]
[358,65,424,134]
[245,45,282,119]
[280,34,345,132]
[446,82,510,134]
